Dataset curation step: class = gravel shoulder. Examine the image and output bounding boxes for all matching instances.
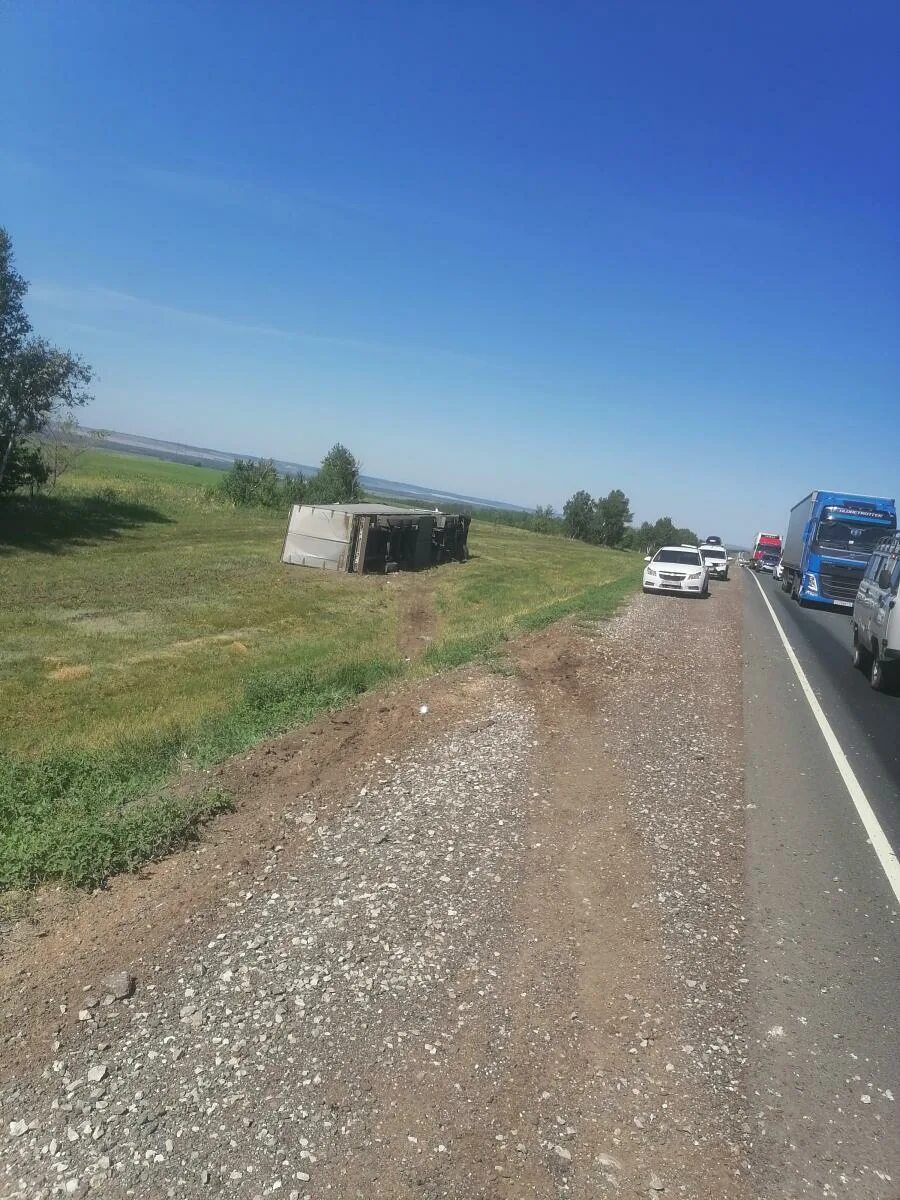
[1,579,751,1199]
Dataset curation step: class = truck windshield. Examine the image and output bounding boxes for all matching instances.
[814,521,894,553]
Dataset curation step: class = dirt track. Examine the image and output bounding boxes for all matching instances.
[0,581,750,1199]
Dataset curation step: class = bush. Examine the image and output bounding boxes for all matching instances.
[217,458,305,509]
[0,438,50,498]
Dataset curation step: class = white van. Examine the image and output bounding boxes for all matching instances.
[851,533,900,691]
[699,542,730,580]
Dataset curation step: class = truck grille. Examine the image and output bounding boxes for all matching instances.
[819,563,864,602]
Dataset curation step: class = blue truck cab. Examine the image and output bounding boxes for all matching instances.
[780,491,897,610]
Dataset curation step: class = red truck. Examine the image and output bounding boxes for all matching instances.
[751,531,782,572]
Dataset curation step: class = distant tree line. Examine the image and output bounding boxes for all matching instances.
[465,489,697,552]
[560,489,697,550]
[216,442,363,509]
[423,490,697,552]
[559,489,697,550]
[622,515,700,552]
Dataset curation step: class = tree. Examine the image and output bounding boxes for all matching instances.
[595,488,633,546]
[674,526,699,546]
[280,470,306,506]
[0,228,29,363]
[533,504,558,534]
[305,443,362,505]
[218,458,284,507]
[41,419,106,490]
[562,489,597,542]
[631,521,655,552]
[0,228,93,493]
[0,440,49,498]
[651,516,679,548]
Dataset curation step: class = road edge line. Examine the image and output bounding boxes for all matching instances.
[748,571,900,907]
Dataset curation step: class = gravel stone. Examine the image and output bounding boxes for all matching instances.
[100,970,135,1000]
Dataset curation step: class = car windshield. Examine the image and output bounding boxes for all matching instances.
[814,520,895,553]
[702,548,726,559]
[654,550,701,566]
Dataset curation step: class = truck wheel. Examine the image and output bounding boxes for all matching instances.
[780,572,791,593]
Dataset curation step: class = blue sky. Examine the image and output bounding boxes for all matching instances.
[2,1,898,541]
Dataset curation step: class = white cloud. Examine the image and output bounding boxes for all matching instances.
[28,280,519,373]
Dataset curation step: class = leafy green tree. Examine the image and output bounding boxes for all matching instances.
[532,503,559,534]
[651,516,678,548]
[0,228,93,492]
[632,521,655,551]
[305,443,362,505]
[0,439,50,497]
[634,517,698,552]
[217,451,297,504]
[563,489,597,541]
[280,471,306,506]
[0,228,29,362]
[595,488,633,546]
[41,419,106,489]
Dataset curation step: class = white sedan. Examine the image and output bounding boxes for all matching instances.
[643,546,709,597]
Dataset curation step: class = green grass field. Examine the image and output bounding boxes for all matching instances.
[0,448,641,889]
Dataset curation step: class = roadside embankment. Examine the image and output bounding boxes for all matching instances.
[1,576,751,1199]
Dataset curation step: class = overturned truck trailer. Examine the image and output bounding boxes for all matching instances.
[281,503,471,574]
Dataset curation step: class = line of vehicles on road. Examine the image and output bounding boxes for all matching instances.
[745,490,899,692]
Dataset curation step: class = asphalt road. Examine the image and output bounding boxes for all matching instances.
[742,567,899,1198]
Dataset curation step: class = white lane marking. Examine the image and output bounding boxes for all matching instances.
[749,571,900,907]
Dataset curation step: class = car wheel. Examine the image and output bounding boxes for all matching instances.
[868,648,892,696]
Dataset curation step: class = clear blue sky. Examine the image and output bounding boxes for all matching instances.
[3,1,898,542]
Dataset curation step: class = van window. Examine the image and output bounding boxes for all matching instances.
[866,554,883,581]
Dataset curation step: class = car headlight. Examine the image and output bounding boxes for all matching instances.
[687,571,701,580]
[645,567,658,577]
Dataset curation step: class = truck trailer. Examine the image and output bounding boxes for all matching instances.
[780,491,897,609]
[280,503,471,574]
